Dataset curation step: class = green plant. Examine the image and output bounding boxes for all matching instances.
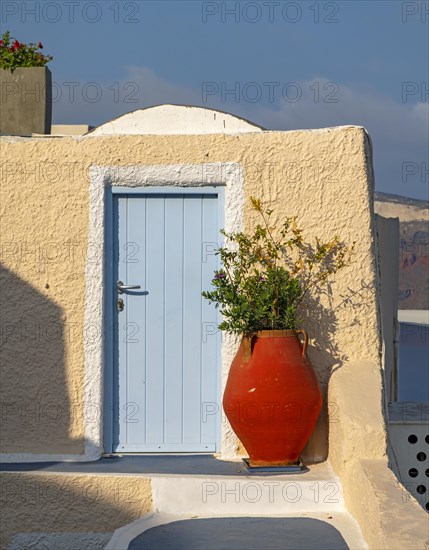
[202,197,354,336]
[0,31,53,69]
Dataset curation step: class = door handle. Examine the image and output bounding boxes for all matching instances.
[117,281,142,294]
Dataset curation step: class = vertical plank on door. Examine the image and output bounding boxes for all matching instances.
[201,196,219,443]
[125,197,147,445]
[164,196,184,444]
[182,197,203,444]
[116,197,129,447]
[144,197,166,446]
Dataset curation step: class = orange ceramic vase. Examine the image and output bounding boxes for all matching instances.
[223,330,322,466]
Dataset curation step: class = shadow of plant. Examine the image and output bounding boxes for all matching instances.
[299,277,375,462]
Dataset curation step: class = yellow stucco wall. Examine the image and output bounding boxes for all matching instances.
[0,127,382,460]
[0,472,152,549]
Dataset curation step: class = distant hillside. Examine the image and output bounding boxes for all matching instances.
[375,192,428,208]
[374,192,428,222]
[374,192,428,310]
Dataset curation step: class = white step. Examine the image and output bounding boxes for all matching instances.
[106,462,368,550]
[150,462,344,515]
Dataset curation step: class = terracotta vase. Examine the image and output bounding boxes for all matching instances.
[223,330,322,466]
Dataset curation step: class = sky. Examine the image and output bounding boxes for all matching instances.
[4,0,429,200]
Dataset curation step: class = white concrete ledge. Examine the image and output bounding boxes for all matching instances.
[328,361,427,548]
[398,310,429,325]
[149,463,344,516]
[345,459,428,550]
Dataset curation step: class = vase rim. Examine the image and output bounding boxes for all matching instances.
[249,329,303,339]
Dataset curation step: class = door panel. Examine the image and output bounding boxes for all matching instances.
[113,193,220,452]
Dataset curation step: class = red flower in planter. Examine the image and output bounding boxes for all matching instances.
[0,31,53,68]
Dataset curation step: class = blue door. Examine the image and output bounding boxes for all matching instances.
[112,192,220,452]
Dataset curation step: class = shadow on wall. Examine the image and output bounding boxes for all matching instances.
[299,285,341,463]
[0,472,152,549]
[300,278,370,463]
[0,263,83,455]
[0,270,153,549]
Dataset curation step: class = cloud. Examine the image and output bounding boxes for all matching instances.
[51,66,201,127]
[252,78,427,143]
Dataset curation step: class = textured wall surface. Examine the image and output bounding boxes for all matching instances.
[0,472,152,550]
[0,126,381,460]
[8,532,112,550]
[0,136,91,455]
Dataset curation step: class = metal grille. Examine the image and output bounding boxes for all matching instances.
[389,403,429,512]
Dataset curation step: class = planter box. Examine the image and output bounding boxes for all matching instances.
[0,67,52,135]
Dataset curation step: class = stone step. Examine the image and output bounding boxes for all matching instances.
[150,466,344,516]
[105,462,367,549]
[0,458,368,549]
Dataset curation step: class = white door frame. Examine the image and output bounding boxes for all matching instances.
[82,163,244,461]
